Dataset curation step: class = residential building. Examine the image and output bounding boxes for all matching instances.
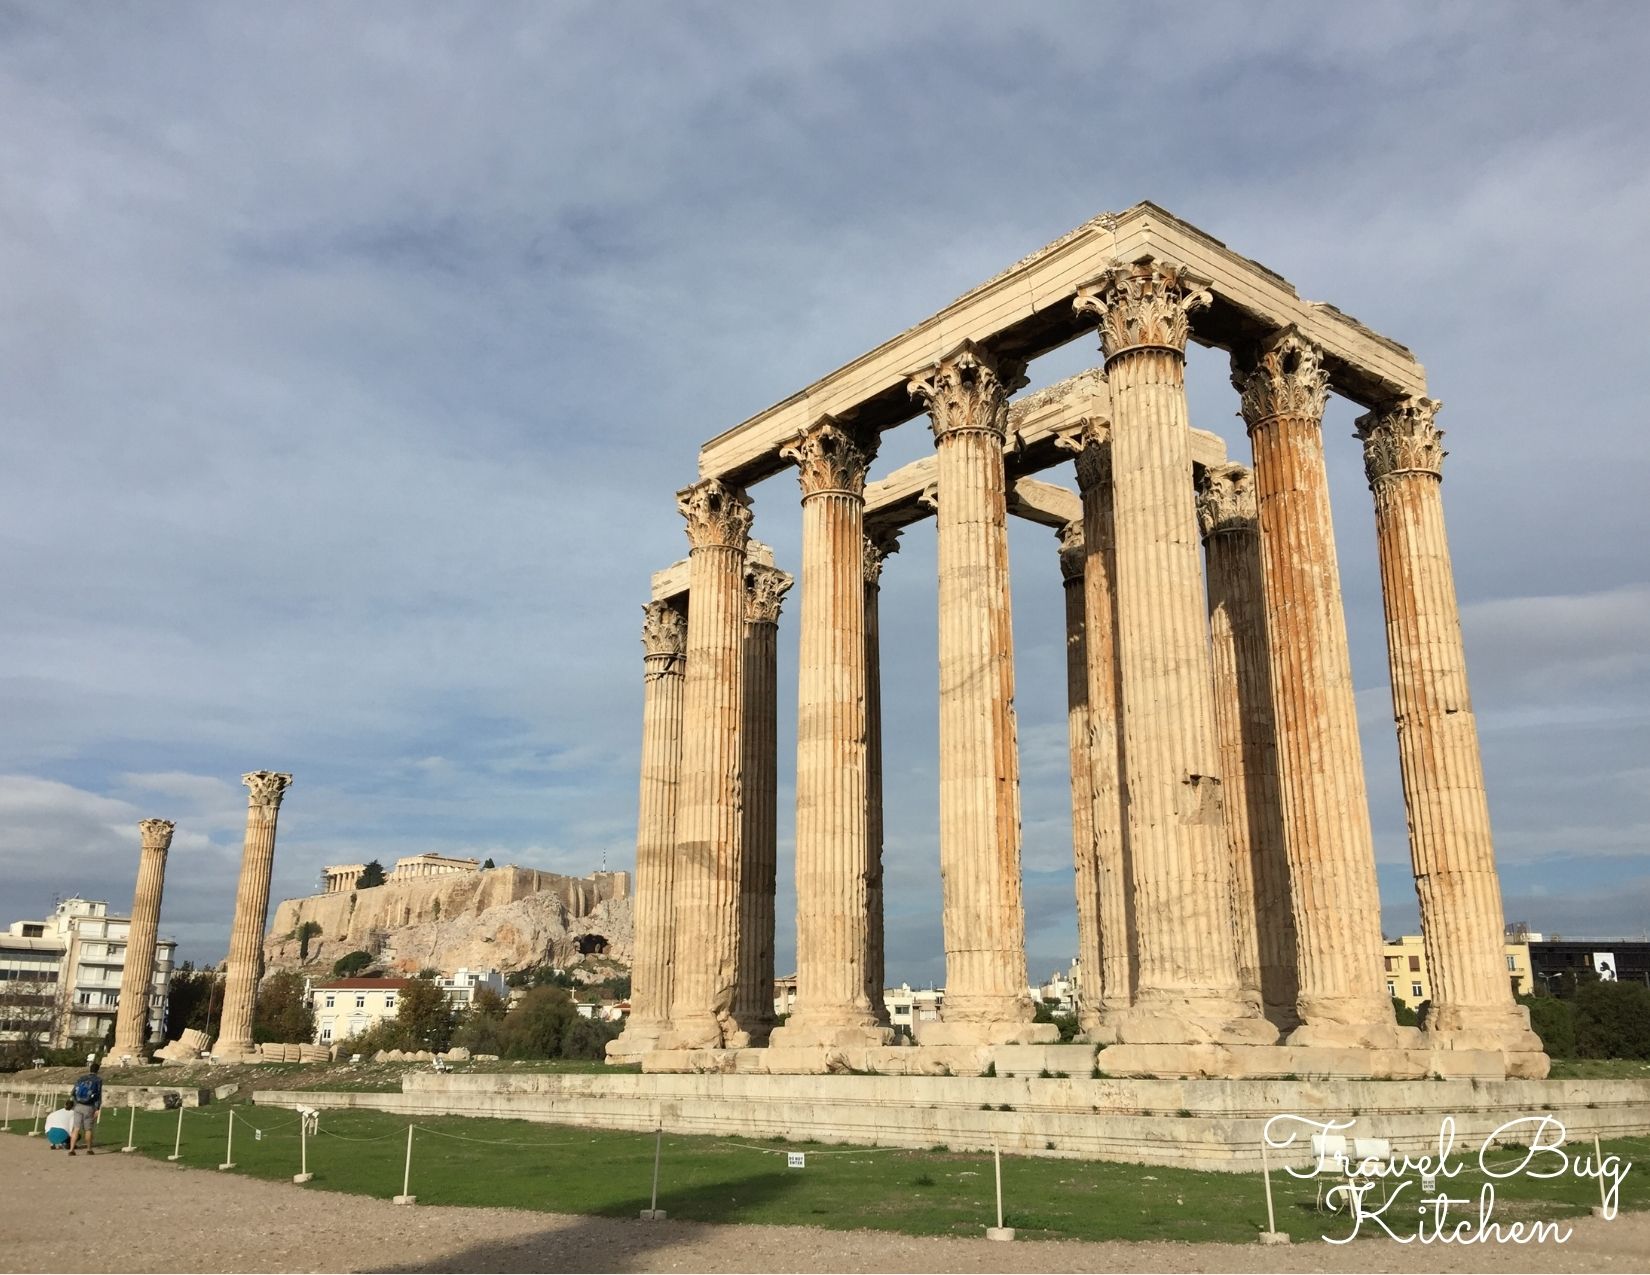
[308,977,412,1045]
[0,930,65,1048]
[2,898,175,1049]
[884,984,944,1034]
[1032,963,1080,1015]
[1528,940,1650,990]
[1382,933,1533,1014]
[434,967,506,1009]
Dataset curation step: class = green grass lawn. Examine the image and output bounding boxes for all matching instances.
[7,1102,1644,1245]
[1545,1058,1650,1081]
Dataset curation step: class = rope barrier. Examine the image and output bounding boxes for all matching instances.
[410,1123,651,1150]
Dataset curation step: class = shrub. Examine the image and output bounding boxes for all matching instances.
[332,950,373,978]
[1391,997,1419,1027]
[1520,993,1577,1059]
[1573,980,1650,1060]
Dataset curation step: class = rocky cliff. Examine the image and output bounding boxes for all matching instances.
[264,867,632,976]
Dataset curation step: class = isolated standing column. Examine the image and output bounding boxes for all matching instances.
[608,599,687,1062]
[909,343,1050,1044]
[112,818,175,1057]
[732,562,792,1045]
[863,527,900,1025]
[1057,519,1103,1037]
[1197,463,1298,1029]
[1074,259,1271,1045]
[216,771,293,1058]
[662,479,753,1051]
[1355,398,1545,1071]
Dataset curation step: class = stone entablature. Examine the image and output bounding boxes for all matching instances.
[388,853,481,883]
[617,203,1543,1082]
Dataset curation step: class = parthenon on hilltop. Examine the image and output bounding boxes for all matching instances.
[608,202,1547,1081]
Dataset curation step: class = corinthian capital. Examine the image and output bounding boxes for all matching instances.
[243,771,293,809]
[1057,519,1085,583]
[1231,327,1330,429]
[1054,416,1113,492]
[744,562,794,626]
[907,340,1027,444]
[676,478,753,551]
[1196,463,1258,540]
[1074,256,1211,361]
[1355,397,1446,486]
[862,526,901,586]
[641,599,687,660]
[779,416,878,498]
[138,818,176,852]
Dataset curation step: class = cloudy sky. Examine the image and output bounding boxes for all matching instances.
[2,4,1647,984]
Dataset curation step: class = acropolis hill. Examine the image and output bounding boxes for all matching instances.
[264,863,632,978]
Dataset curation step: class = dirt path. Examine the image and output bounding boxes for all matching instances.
[2,1134,1647,1273]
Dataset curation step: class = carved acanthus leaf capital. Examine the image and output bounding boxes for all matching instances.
[243,771,293,809]
[1054,417,1113,492]
[744,562,794,625]
[1231,327,1331,429]
[907,340,1028,444]
[779,416,878,498]
[1074,256,1211,361]
[676,479,753,551]
[862,526,901,586]
[1355,397,1446,486]
[1196,463,1259,539]
[1057,519,1085,583]
[641,600,687,661]
[138,818,175,852]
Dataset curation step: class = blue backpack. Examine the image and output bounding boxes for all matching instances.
[72,1074,99,1105]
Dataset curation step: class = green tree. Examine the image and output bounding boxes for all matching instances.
[1519,992,1577,1058]
[253,971,316,1044]
[1391,997,1419,1027]
[452,986,510,1055]
[333,950,373,978]
[502,985,577,1058]
[164,964,222,1038]
[296,921,323,961]
[1573,979,1650,1059]
[396,976,454,1053]
[560,1015,620,1060]
[357,860,387,889]
[481,857,496,870]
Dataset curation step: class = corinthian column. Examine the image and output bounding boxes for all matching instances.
[662,479,753,1051]
[732,563,792,1045]
[608,599,687,1063]
[112,818,175,1057]
[216,771,293,1058]
[1056,421,1133,1026]
[1197,464,1298,1030]
[1356,398,1544,1071]
[769,419,891,1050]
[1073,259,1272,1046]
[863,527,900,1025]
[908,344,1052,1046]
[1233,328,1403,1048]
[1057,520,1102,1038]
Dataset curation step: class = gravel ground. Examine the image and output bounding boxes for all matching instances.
[3,1134,1647,1273]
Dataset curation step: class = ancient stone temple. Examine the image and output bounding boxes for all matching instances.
[608,203,1545,1081]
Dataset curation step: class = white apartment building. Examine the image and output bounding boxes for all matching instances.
[2,898,176,1049]
[433,967,506,1009]
[309,977,412,1045]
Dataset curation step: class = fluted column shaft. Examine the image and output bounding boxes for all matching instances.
[1076,259,1269,1044]
[1058,523,1102,1035]
[663,480,752,1051]
[1357,400,1540,1060]
[909,344,1046,1043]
[732,564,791,1043]
[864,531,898,1025]
[1060,426,1133,1021]
[217,771,292,1056]
[771,421,887,1049]
[608,601,686,1062]
[1198,464,1298,1029]
[1235,329,1399,1046]
[113,819,174,1056]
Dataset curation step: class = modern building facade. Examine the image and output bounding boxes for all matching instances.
[1383,933,1533,1013]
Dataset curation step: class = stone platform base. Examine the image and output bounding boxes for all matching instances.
[1093,1041,1546,1081]
[254,1070,1650,1173]
[639,1041,1096,1077]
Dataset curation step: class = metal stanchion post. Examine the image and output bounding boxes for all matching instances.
[28,1095,43,1138]
[218,1109,236,1170]
[168,1104,184,1161]
[393,1125,417,1204]
[1259,1138,1290,1243]
[3,1090,11,1131]
[121,1102,137,1153]
[1592,1135,1610,1218]
[294,1114,312,1183]
[640,1127,667,1220]
[985,1144,1014,1241]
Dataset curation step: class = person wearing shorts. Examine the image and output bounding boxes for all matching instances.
[67,1060,102,1156]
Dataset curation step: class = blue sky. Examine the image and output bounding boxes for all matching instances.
[2,4,1647,982]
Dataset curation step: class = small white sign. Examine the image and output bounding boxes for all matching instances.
[787,1151,806,1169]
[1421,1173,1436,1194]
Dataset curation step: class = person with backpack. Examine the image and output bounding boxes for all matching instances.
[67,1060,103,1156]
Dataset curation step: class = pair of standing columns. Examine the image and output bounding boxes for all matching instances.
[111,818,177,1057]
